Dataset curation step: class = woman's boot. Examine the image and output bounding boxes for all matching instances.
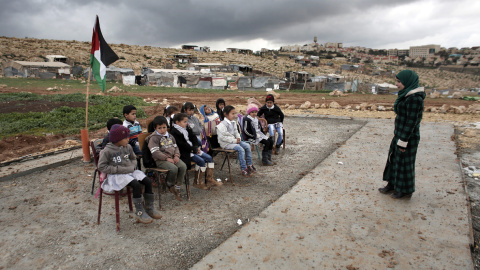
[143,193,162,219]
[206,162,222,187]
[133,196,153,224]
[192,165,208,190]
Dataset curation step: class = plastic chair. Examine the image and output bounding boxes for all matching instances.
[91,140,133,232]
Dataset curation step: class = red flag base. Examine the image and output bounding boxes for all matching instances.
[81,129,91,162]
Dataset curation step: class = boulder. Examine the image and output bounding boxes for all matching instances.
[370,105,377,111]
[354,105,361,111]
[359,103,368,111]
[377,106,386,111]
[320,103,327,108]
[454,106,466,114]
[269,90,280,99]
[107,86,125,93]
[329,101,341,109]
[300,101,311,109]
[451,92,463,99]
[314,104,320,109]
[287,105,296,110]
[329,89,346,97]
[466,104,480,113]
[430,91,441,98]
[344,105,352,110]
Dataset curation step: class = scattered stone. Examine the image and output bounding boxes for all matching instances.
[377,106,386,111]
[314,103,320,109]
[107,86,125,93]
[329,101,341,109]
[345,105,352,110]
[451,92,463,99]
[329,89,347,97]
[269,90,280,99]
[300,101,311,109]
[287,105,296,110]
[370,105,377,111]
[430,91,441,98]
[320,103,327,108]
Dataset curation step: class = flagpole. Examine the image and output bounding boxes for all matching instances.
[81,67,92,162]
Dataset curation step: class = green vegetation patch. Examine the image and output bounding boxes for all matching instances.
[0,93,147,139]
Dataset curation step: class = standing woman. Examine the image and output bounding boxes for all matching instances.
[379,70,425,199]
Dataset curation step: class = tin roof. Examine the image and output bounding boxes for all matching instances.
[14,61,70,68]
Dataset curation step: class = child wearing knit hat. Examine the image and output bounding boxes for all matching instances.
[98,124,161,224]
[243,104,275,166]
[258,94,285,153]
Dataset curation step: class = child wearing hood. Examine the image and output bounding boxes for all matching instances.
[216,98,226,121]
[200,104,221,150]
[98,124,161,224]
[181,102,203,144]
[258,94,284,151]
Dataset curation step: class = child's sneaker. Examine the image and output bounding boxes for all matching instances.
[247,165,257,174]
[241,169,251,177]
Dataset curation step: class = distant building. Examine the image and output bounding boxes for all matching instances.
[46,55,68,63]
[182,45,198,50]
[409,44,440,58]
[387,49,409,56]
[324,42,343,49]
[3,60,71,79]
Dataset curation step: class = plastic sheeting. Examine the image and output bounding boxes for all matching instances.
[252,77,270,88]
[237,77,251,88]
[123,75,136,86]
[212,77,227,87]
[197,80,212,89]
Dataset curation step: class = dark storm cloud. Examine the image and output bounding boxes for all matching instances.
[1,0,476,49]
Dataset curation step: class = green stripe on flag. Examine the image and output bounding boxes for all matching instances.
[90,54,106,92]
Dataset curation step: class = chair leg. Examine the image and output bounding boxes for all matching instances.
[283,129,286,149]
[255,145,261,160]
[127,187,133,212]
[185,171,191,200]
[115,191,120,232]
[226,154,233,184]
[91,169,98,195]
[220,153,228,170]
[157,173,163,210]
[97,189,103,225]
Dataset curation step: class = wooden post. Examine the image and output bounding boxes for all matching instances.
[81,67,92,162]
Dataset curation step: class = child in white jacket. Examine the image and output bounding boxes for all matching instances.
[216,105,255,177]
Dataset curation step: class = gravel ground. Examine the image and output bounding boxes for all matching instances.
[0,116,365,269]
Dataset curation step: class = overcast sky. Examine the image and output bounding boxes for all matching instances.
[0,0,478,51]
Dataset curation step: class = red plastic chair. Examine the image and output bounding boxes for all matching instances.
[91,140,133,232]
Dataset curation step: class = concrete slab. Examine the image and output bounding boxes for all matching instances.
[192,119,473,269]
[0,149,84,182]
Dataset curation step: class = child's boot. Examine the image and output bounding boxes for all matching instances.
[133,196,153,224]
[143,193,162,219]
[206,162,222,187]
[247,164,257,174]
[262,151,273,166]
[193,165,208,190]
[268,150,277,165]
[169,185,183,201]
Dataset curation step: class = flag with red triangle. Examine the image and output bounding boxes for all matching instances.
[90,15,119,92]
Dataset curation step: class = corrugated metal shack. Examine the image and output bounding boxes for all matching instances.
[3,60,71,79]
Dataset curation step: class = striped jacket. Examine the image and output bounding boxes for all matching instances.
[123,119,142,144]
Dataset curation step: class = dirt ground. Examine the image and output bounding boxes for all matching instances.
[0,116,365,269]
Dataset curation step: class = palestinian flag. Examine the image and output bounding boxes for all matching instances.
[90,15,119,92]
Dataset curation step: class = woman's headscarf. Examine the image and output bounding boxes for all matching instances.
[394,70,420,114]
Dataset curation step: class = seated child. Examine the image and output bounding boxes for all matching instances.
[258,94,284,150]
[146,116,186,201]
[171,113,222,189]
[98,124,161,224]
[216,105,256,177]
[216,98,226,121]
[200,104,221,149]
[163,105,179,129]
[99,117,123,151]
[243,104,275,166]
[122,105,143,156]
[182,102,203,144]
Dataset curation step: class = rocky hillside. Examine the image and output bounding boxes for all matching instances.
[1,36,479,89]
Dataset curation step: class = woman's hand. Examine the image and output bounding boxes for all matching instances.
[398,147,406,153]
[173,156,180,164]
[166,158,175,164]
